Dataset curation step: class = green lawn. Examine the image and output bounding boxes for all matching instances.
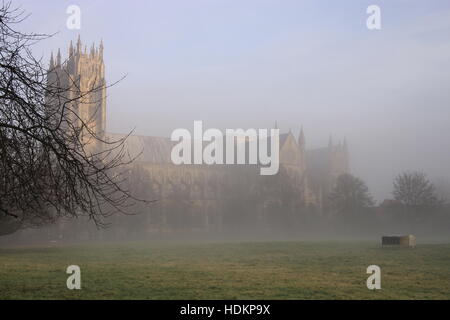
[0,241,449,299]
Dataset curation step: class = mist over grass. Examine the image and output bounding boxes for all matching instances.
[1,241,449,299]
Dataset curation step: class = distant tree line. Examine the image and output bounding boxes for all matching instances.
[324,170,449,237]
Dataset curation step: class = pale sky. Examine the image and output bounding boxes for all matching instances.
[15,0,450,201]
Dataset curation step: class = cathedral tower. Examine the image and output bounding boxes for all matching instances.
[48,36,106,153]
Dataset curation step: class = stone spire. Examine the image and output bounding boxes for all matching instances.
[298,126,305,149]
[56,48,61,66]
[69,40,74,57]
[49,51,54,69]
[99,39,104,59]
[76,35,82,53]
[90,43,95,57]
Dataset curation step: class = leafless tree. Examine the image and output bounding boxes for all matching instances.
[393,171,439,208]
[329,173,374,213]
[0,2,140,235]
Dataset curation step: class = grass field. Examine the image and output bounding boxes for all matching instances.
[0,241,449,299]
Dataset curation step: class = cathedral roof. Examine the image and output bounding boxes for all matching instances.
[106,131,290,165]
[106,133,174,164]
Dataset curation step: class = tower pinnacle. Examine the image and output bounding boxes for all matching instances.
[69,40,74,57]
[76,35,82,53]
[56,48,61,66]
[99,39,104,59]
[298,126,305,148]
[49,51,54,69]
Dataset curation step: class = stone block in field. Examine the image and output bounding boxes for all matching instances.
[382,235,416,247]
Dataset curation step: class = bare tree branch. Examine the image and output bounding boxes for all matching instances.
[0,1,146,234]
